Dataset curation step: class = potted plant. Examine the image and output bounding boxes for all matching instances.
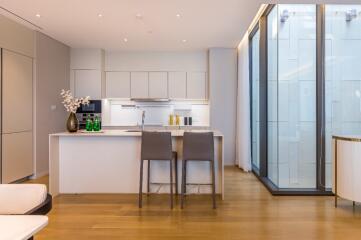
[60,89,90,132]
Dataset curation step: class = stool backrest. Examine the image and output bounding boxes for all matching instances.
[183,132,214,161]
[141,131,172,160]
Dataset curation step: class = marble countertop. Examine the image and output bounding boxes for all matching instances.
[50,129,223,137]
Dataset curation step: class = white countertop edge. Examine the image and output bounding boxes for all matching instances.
[0,215,48,240]
[50,129,223,137]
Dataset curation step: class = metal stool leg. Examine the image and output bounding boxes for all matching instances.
[139,159,144,208]
[211,160,216,209]
[184,160,187,198]
[181,160,186,209]
[170,158,174,209]
[147,160,151,195]
[174,153,178,195]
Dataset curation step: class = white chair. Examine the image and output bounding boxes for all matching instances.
[0,184,52,240]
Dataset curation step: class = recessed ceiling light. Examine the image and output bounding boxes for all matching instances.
[176,13,181,18]
[182,39,187,43]
[98,13,103,18]
[123,38,128,42]
[35,13,41,18]
[135,13,143,19]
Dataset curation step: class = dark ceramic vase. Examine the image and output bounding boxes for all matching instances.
[66,112,78,132]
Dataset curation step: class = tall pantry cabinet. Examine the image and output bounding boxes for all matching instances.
[0,49,33,183]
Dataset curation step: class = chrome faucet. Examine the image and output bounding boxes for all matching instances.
[141,110,146,131]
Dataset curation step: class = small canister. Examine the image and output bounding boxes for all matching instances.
[175,115,180,125]
[169,114,174,125]
[184,117,188,125]
[188,117,192,126]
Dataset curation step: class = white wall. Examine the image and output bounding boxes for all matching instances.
[35,32,70,177]
[209,48,238,166]
[70,48,103,70]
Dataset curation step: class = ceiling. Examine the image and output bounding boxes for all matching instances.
[0,0,360,51]
[0,0,264,51]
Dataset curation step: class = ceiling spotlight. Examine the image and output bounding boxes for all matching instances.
[98,13,103,18]
[135,13,143,19]
[176,13,181,18]
[123,38,128,42]
[35,13,41,18]
[182,39,187,43]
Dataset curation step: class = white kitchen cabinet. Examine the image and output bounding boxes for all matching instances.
[187,72,207,99]
[149,72,168,98]
[168,72,187,99]
[74,70,101,99]
[2,131,33,183]
[130,72,148,98]
[2,50,33,133]
[105,72,130,98]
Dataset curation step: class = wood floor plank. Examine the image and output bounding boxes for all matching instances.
[25,167,361,240]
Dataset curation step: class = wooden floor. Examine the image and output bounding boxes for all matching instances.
[27,167,361,240]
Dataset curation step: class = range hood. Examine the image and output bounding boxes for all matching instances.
[130,98,170,102]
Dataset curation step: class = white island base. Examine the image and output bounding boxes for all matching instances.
[333,135,361,207]
[49,130,224,199]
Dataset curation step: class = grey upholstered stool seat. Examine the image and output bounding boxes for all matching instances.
[139,131,178,209]
[181,132,216,209]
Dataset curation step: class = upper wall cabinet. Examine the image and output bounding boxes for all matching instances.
[187,72,207,99]
[149,72,168,98]
[105,72,131,98]
[74,70,101,99]
[131,72,148,98]
[168,72,187,99]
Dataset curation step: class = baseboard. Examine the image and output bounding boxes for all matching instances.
[30,170,49,179]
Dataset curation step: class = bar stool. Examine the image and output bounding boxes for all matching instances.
[181,132,216,209]
[139,131,178,209]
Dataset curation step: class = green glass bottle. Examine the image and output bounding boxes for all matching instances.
[93,116,100,131]
[85,116,93,131]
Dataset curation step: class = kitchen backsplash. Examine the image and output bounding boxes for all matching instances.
[102,99,209,127]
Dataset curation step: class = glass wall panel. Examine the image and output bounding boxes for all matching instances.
[266,5,317,188]
[251,29,260,170]
[267,6,279,185]
[325,5,361,188]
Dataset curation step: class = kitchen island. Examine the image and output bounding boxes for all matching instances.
[49,130,224,199]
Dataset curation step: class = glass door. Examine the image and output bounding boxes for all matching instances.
[265,4,317,189]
